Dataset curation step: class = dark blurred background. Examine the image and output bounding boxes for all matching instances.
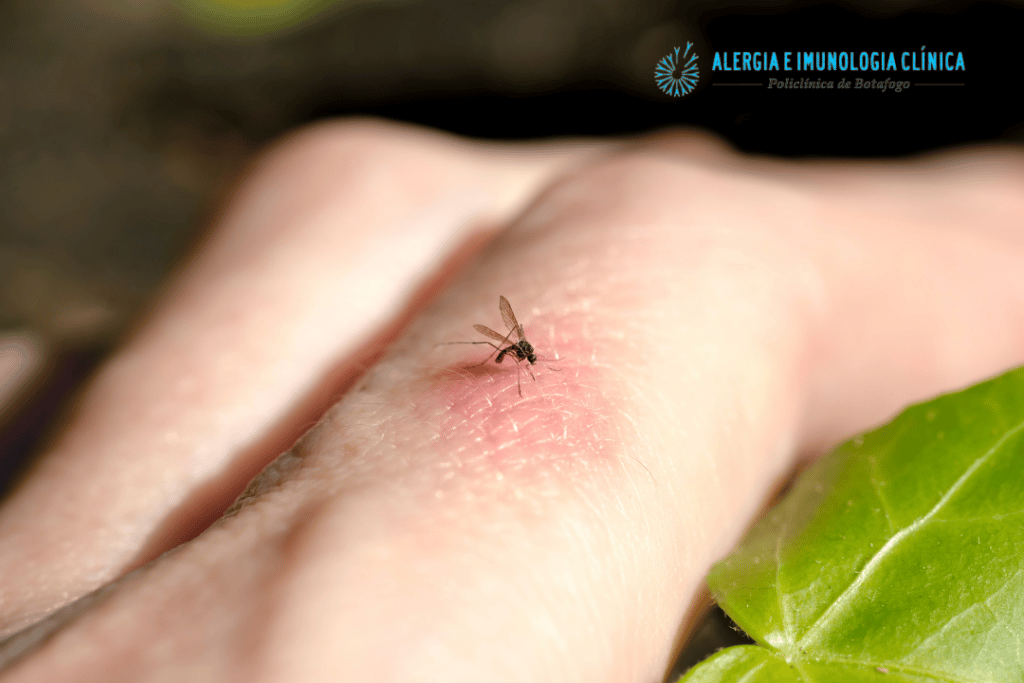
[0,0,1020,675]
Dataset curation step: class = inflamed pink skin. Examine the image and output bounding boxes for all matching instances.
[429,302,621,481]
[1,120,1024,683]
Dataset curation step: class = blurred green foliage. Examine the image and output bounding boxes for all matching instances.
[178,0,351,36]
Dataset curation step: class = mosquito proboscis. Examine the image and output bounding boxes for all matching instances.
[440,295,559,396]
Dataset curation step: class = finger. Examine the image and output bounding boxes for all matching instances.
[759,148,1024,454]
[0,333,41,419]
[0,332,46,502]
[0,119,607,635]
[639,130,1024,453]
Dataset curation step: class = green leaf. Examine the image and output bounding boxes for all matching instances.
[681,366,1024,682]
[679,646,937,682]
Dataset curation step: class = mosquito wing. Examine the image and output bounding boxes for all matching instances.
[498,295,524,341]
[473,324,515,344]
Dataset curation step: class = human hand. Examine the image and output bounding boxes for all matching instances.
[1,120,1022,682]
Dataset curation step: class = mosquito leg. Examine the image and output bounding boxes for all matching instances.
[439,340,507,367]
[536,354,562,372]
[469,342,504,368]
[438,340,497,347]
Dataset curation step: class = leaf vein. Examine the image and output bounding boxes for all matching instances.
[905,564,1024,663]
[794,416,1024,650]
[932,507,1024,523]
[869,455,896,535]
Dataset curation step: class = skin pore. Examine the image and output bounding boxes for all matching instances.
[0,121,1023,682]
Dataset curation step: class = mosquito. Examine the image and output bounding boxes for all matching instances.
[441,295,557,396]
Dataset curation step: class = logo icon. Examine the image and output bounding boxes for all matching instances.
[655,42,699,97]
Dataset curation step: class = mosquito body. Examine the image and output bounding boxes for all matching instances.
[443,296,550,396]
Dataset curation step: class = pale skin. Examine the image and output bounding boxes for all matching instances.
[0,120,1023,683]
